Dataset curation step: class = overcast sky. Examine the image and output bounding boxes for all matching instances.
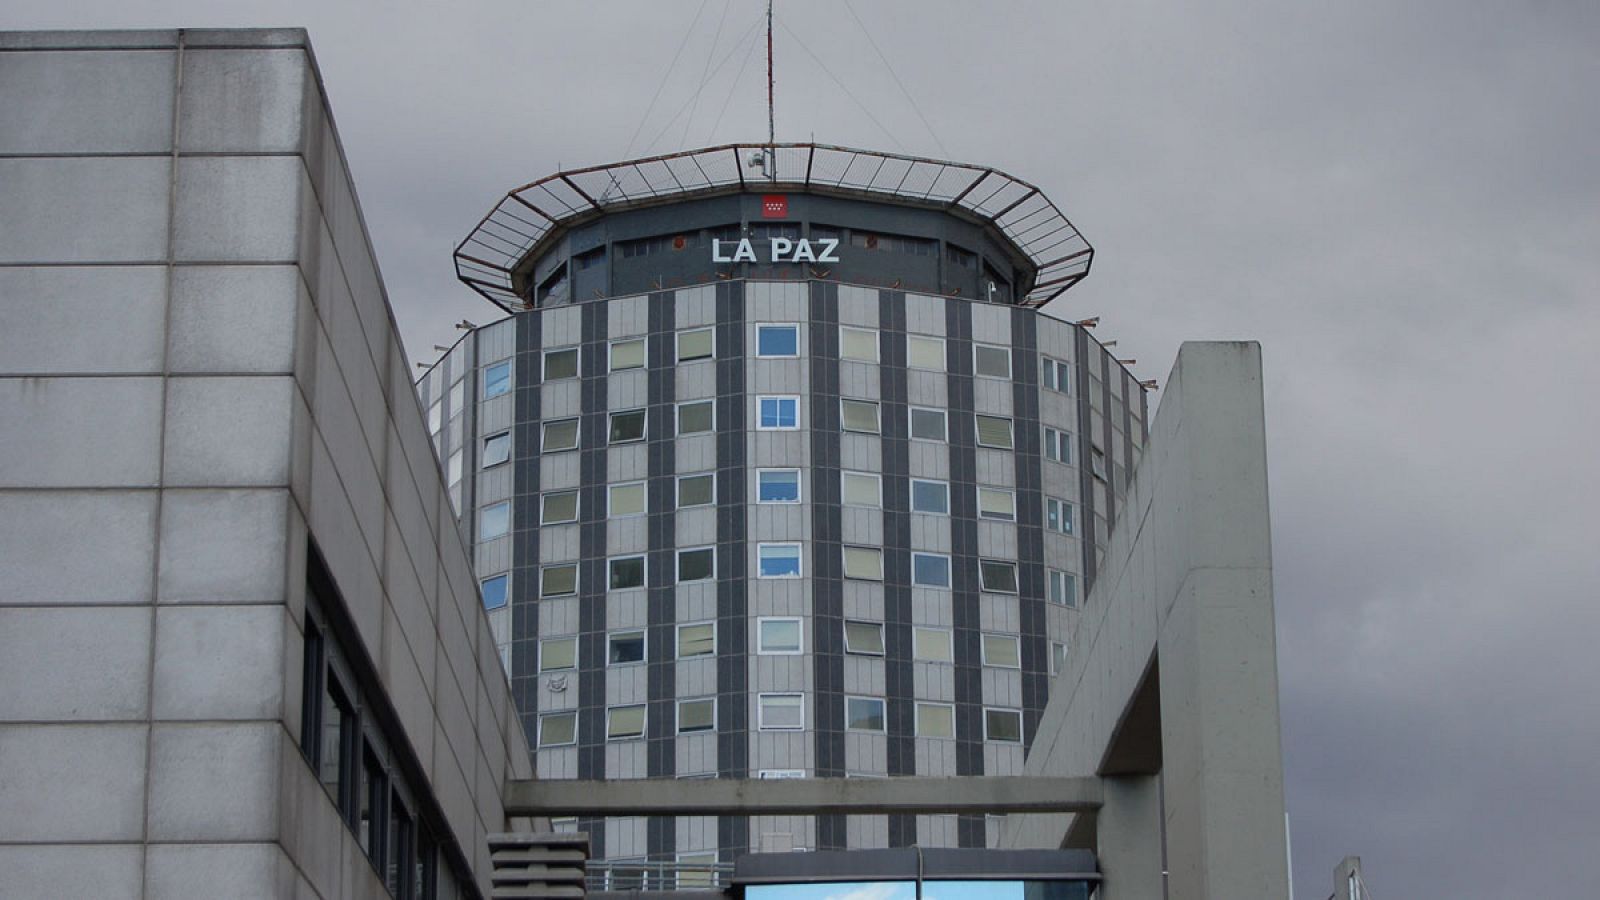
[10,1,1598,894]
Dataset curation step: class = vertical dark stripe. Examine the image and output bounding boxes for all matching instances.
[942,298,984,849]
[809,281,847,851]
[510,311,543,751]
[577,300,609,858]
[1121,369,1136,497]
[1073,327,1098,592]
[878,290,916,849]
[646,291,678,863]
[714,281,750,859]
[1010,309,1049,748]
[1100,348,1116,534]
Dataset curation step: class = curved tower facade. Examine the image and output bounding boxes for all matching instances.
[418,145,1148,880]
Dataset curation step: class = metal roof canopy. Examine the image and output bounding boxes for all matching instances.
[455,142,1094,313]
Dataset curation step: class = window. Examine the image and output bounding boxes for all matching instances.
[1048,569,1077,607]
[677,698,716,734]
[840,399,880,434]
[757,324,799,357]
[678,546,715,582]
[480,574,508,610]
[1043,426,1071,464]
[609,481,646,517]
[1045,497,1075,535]
[978,487,1016,522]
[427,401,441,435]
[984,708,1023,743]
[975,415,1014,449]
[543,347,579,380]
[757,396,800,430]
[1042,357,1071,393]
[607,704,647,740]
[447,378,465,418]
[1091,447,1108,481]
[758,617,803,655]
[757,469,801,503]
[843,620,885,656]
[757,543,802,579]
[677,472,715,507]
[758,693,804,731]
[907,334,945,370]
[973,344,1011,379]
[540,636,576,672]
[483,361,512,398]
[609,409,646,443]
[677,328,714,362]
[482,432,511,468]
[610,338,646,371]
[846,696,885,732]
[910,479,950,515]
[982,633,1021,668]
[446,449,463,488]
[479,501,509,539]
[609,555,645,590]
[909,407,947,441]
[676,851,718,889]
[916,702,955,737]
[677,399,715,435]
[1052,642,1068,675]
[911,552,951,588]
[542,418,579,452]
[913,626,952,662]
[842,546,883,581]
[677,623,716,658]
[539,711,577,747]
[840,326,879,362]
[608,631,646,666]
[541,563,577,597]
[541,490,578,525]
[980,559,1019,594]
[842,471,881,507]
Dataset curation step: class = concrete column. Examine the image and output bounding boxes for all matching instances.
[1097,775,1165,899]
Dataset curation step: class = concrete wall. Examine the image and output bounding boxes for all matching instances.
[1001,342,1289,899]
[0,28,530,899]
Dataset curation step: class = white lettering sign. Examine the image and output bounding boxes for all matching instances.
[712,238,840,264]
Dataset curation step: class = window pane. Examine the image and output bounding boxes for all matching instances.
[758,396,799,429]
[911,552,951,588]
[609,632,645,665]
[983,634,1021,668]
[907,335,944,370]
[483,432,511,467]
[842,546,883,581]
[978,488,1016,521]
[757,324,798,357]
[909,408,946,441]
[974,345,1010,378]
[678,473,714,507]
[609,410,646,443]
[484,361,512,397]
[980,560,1019,593]
[446,450,462,486]
[542,418,579,452]
[975,415,1014,449]
[427,401,441,435]
[1049,569,1078,607]
[479,502,510,539]
[678,400,715,435]
[609,482,646,517]
[542,491,578,524]
[759,619,802,654]
[917,702,955,737]
[609,556,645,590]
[481,574,508,610]
[840,399,880,433]
[540,712,576,746]
[846,697,885,731]
[677,328,714,362]
[544,348,578,380]
[607,705,646,738]
[844,621,884,655]
[911,480,949,515]
[678,699,715,733]
[985,708,1022,742]
[758,543,802,578]
[760,694,803,730]
[757,469,801,503]
[913,627,952,662]
[1052,642,1068,675]
[679,547,715,582]
[678,624,715,658]
[611,338,646,371]
[1042,357,1057,391]
[541,564,577,596]
[840,327,878,362]
[540,637,576,671]
[842,472,880,507]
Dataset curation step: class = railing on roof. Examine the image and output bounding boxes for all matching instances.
[586,858,733,892]
[454,142,1093,313]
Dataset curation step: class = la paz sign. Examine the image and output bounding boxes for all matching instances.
[711,237,841,264]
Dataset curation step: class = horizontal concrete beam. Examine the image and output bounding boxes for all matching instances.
[504,776,1103,817]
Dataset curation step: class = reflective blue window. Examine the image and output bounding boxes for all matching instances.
[910,479,949,514]
[757,470,801,503]
[481,574,509,610]
[912,552,951,588]
[757,325,799,357]
[758,544,802,578]
[483,361,511,398]
[758,396,799,429]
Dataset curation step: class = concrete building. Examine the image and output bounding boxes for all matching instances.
[419,145,1151,872]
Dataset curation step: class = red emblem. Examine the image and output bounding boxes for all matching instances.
[761,195,788,219]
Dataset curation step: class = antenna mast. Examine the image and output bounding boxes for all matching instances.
[766,0,775,179]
